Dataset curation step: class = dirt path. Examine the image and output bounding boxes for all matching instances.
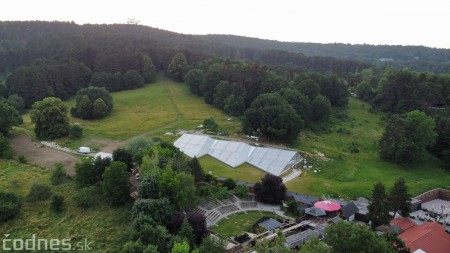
[100,80,183,153]
[9,135,79,176]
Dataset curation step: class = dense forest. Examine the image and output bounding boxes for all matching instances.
[0,21,449,167]
[199,35,450,73]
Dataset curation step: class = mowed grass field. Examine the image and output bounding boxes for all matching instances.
[0,159,131,253]
[18,78,241,149]
[285,98,450,198]
[71,79,240,139]
[199,156,266,184]
[212,211,282,238]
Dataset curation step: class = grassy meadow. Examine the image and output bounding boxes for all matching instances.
[12,79,450,199]
[285,98,450,198]
[0,159,131,252]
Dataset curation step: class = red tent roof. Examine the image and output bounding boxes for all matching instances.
[314,201,341,212]
[398,222,450,253]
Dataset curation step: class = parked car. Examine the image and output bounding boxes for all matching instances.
[77,147,91,154]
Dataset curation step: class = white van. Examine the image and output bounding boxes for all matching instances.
[77,147,91,154]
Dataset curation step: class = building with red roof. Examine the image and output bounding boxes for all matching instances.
[391,217,417,232]
[397,221,450,253]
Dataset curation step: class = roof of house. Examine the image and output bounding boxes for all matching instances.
[341,202,358,218]
[305,207,326,217]
[285,229,320,248]
[286,191,319,205]
[391,217,417,232]
[398,222,450,253]
[329,216,343,224]
[258,218,283,231]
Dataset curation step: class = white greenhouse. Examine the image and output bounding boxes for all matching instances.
[174,134,302,176]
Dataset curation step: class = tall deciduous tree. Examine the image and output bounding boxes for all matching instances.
[279,88,311,124]
[197,235,226,253]
[299,236,332,253]
[124,70,145,89]
[324,222,394,253]
[0,101,22,136]
[102,161,130,206]
[142,54,157,83]
[389,178,411,218]
[368,182,391,229]
[92,98,109,119]
[184,69,204,96]
[72,86,113,119]
[30,97,70,139]
[167,52,188,81]
[310,95,331,122]
[113,148,134,171]
[188,157,204,183]
[178,218,195,248]
[244,93,303,142]
[77,95,93,119]
[254,174,287,204]
[379,111,436,164]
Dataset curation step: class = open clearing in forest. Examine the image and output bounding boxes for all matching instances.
[12,81,450,199]
[285,98,450,198]
[15,78,241,151]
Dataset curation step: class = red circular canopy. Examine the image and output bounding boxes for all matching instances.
[314,201,341,212]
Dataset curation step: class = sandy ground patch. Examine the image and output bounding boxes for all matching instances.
[10,135,79,176]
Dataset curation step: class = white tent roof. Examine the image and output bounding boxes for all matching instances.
[174,134,302,176]
[208,140,252,167]
[173,134,214,158]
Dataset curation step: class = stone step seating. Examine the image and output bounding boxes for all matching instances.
[206,211,222,223]
[238,195,254,202]
[218,204,240,214]
[191,207,206,215]
[200,199,222,210]
[219,196,238,205]
[240,201,258,209]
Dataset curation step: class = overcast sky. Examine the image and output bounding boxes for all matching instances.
[3,0,450,48]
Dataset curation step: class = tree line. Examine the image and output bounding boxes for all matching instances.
[183,57,348,141]
[348,67,450,167]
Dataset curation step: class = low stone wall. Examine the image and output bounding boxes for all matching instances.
[415,188,450,202]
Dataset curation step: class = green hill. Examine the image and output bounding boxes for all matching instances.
[286,98,450,198]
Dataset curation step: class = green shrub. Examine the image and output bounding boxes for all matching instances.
[18,155,27,163]
[69,124,83,138]
[51,195,65,212]
[347,141,360,153]
[234,184,248,198]
[26,183,52,202]
[216,187,231,199]
[51,162,68,185]
[222,178,236,190]
[72,187,96,208]
[0,192,21,222]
